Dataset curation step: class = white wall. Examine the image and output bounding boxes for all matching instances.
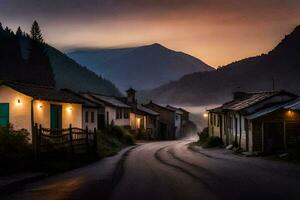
[0,85,83,140]
[82,107,98,131]
[105,106,130,126]
[0,85,32,133]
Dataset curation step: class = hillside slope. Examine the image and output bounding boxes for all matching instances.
[140,26,300,105]
[68,43,213,91]
[0,27,121,96]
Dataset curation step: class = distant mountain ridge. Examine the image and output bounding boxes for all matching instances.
[0,27,121,96]
[139,26,300,105]
[68,43,213,91]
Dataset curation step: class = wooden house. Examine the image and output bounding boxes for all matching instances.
[208,90,298,153]
[144,101,180,140]
[0,81,85,141]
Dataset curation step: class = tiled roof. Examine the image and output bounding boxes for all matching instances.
[138,105,160,116]
[284,98,300,110]
[166,105,183,115]
[209,90,297,114]
[222,91,296,111]
[83,93,131,108]
[61,89,102,108]
[1,81,84,104]
[145,101,175,112]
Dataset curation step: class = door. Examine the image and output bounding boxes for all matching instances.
[97,114,105,130]
[50,104,62,129]
[0,103,9,127]
[263,122,284,153]
[219,115,223,140]
[286,122,300,148]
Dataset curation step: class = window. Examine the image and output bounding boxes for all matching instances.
[85,111,89,123]
[116,108,122,119]
[124,109,129,119]
[91,112,95,123]
[210,114,213,125]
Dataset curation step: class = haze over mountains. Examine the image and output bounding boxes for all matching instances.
[0,26,121,96]
[68,43,213,91]
[140,25,300,106]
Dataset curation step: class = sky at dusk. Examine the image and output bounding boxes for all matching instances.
[1,0,300,67]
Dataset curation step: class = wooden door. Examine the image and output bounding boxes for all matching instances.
[0,103,9,127]
[50,104,62,129]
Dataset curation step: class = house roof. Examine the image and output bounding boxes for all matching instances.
[1,81,84,104]
[138,105,160,116]
[61,89,102,108]
[82,93,131,108]
[245,98,300,119]
[166,105,183,115]
[284,98,300,110]
[145,101,175,112]
[211,90,297,113]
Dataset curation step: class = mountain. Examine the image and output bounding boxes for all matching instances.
[68,43,213,91]
[140,26,300,105]
[0,27,121,96]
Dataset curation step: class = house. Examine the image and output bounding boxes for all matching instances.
[120,88,160,139]
[166,105,183,138]
[62,89,104,131]
[81,92,131,128]
[144,101,180,140]
[0,81,85,141]
[208,90,298,153]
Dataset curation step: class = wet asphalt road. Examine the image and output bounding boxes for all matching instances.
[2,138,300,200]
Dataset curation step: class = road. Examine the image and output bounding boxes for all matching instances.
[2,138,300,200]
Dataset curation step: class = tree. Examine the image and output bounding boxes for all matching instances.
[0,22,3,30]
[30,20,44,43]
[16,26,23,37]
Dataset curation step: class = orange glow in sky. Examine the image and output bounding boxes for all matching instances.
[2,0,300,67]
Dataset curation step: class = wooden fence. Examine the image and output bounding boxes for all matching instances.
[33,124,97,156]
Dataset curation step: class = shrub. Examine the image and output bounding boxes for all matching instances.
[202,136,224,148]
[135,129,149,140]
[104,126,135,146]
[197,127,209,145]
[0,126,33,175]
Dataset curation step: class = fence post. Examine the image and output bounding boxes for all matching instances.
[85,126,89,152]
[69,124,74,155]
[94,128,97,153]
[38,124,42,158]
[33,123,38,161]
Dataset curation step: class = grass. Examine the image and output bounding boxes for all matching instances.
[196,127,224,148]
[0,125,135,176]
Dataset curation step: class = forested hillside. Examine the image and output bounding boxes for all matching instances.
[0,22,121,96]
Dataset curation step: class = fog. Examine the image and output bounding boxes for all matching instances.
[175,104,220,132]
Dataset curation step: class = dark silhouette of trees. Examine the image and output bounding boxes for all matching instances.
[30,21,44,43]
[16,27,23,37]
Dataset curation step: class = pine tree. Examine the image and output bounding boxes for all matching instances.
[0,22,3,30]
[16,26,23,37]
[30,20,44,43]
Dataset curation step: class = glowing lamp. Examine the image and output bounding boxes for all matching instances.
[203,113,208,118]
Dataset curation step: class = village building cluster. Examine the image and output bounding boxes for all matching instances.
[208,91,300,154]
[0,80,190,141]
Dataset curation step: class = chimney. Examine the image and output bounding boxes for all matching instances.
[126,87,136,104]
[233,91,247,100]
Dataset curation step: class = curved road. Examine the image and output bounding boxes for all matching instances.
[2,138,300,200]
